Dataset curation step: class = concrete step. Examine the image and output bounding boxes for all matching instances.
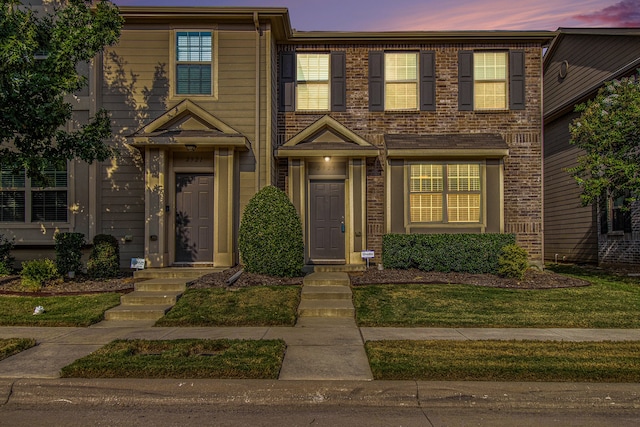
[303,272,350,287]
[120,291,182,306]
[135,278,188,292]
[297,299,355,318]
[301,285,352,300]
[313,264,367,273]
[133,268,221,280]
[104,304,173,321]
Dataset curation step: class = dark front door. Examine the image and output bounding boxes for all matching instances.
[175,173,214,263]
[309,180,345,263]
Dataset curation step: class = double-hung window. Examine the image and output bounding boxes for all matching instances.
[474,52,508,110]
[0,162,68,223]
[410,163,481,223]
[385,53,418,110]
[176,31,212,95]
[296,53,330,111]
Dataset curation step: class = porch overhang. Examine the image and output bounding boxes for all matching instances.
[276,142,379,158]
[130,132,250,151]
[385,133,509,159]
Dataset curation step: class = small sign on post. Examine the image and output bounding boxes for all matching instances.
[130,258,145,270]
[361,250,375,268]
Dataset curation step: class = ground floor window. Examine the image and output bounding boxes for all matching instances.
[409,162,481,223]
[0,162,68,223]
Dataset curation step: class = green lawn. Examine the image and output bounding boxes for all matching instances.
[0,294,122,326]
[61,339,286,379]
[156,286,301,327]
[354,265,640,328]
[0,338,36,361]
[366,340,640,382]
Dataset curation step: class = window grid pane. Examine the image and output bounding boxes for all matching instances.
[297,54,329,81]
[474,52,507,110]
[297,82,329,110]
[177,64,212,95]
[176,31,212,95]
[177,32,211,62]
[0,166,25,188]
[385,53,418,110]
[448,164,480,191]
[32,191,67,222]
[385,53,417,81]
[0,191,25,222]
[410,194,443,222]
[448,194,481,223]
[386,83,418,110]
[296,54,329,111]
[410,164,443,192]
[475,82,507,110]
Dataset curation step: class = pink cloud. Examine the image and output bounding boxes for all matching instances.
[574,0,640,26]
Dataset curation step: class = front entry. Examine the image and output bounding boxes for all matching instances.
[175,173,214,263]
[309,180,345,263]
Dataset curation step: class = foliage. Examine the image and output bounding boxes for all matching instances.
[0,293,121,326]
[0,233,14,275]
[0,338,36,361]
[156,286,301,327]
[60,339,286,379]
[87,234,120,278]
[20,258,61,291]
[498,244,529,279]
[382,233,516,274]
[569,73,640,208]
[238,186,304,277]
[366,340,640,382]
[0,0,123,180]
[54,232,85,274]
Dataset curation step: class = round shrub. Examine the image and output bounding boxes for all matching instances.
[87,234,120,278]
[54,232,85,275]
[239,186,303,277]
[21,259,61,291]
[498,244,530,279]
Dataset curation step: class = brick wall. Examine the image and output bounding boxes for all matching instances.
[277,43,544,264]
[598,201,640,265]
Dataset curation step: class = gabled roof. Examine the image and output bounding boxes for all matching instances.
[276,115,378,158]
[385,134,509,158]
[129,99,249,150]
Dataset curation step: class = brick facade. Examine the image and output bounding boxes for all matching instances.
[277,42,545,265]
[598,201,640,265]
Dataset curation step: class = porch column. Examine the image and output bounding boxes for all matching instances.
[144,147,168,267]
[214,148,235,268]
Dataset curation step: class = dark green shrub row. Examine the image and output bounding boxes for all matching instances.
[87,234,120,278]
[239,186,304,277]
[382,233,516,274]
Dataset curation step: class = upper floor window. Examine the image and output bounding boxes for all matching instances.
[0,162,68,223]
[176,32,212,95]
[409,162,481,224]
[296,53,330,111]
[385,53,418,111]
[474,52,507,110]
[458,50,525,111]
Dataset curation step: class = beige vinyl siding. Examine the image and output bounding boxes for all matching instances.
[543,115,597,262]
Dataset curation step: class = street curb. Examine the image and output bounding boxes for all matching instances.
[2,379,639,410]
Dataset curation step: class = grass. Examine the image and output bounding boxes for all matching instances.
[366,340,640,382]
[60,339,286,379]
[0,294,122,327]
[0,338,36,361]
[156,286,300,327]
[354,265,640,328]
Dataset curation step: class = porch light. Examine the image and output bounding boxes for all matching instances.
[185,144,197,152]
[324,156,331,162]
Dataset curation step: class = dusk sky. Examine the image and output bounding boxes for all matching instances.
[114,0,640,31]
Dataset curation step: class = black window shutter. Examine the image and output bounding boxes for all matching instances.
[279,52,295,112]
[458,51,473,111]
[509,50,526,110]
[369,51,384,111]
[331,51,346,112]
[420,50,436,111]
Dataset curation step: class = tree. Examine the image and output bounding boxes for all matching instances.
[568,73,640,208]
[0,0,122,180]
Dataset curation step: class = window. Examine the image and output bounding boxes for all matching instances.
[474,52,507,110]
[296,53,329,111]
[0,162,68,223]
[385,53,418,110]
[410,163,481,223]
[176,32,212,95]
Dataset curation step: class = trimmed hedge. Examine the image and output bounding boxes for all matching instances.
[239,186,304,277]
[382,233,516,274]
[87,234,120,279]
[54,232,85,275]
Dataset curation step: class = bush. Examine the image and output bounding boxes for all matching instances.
[239,186,304,277]
[87,234,120,278]
[54,232,85,275]
[382,233,516,274]
[0,234,14,275]
[20,259,61,291]
[498,244,530,279]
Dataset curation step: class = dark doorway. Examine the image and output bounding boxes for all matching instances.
[309,180,345,263]
[175,173,214,263]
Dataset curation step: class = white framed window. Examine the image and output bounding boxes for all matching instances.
[474,52,508,110]
[176,31,212,95]
[385,52,418,110]
[409,163,481,223]
[0,162,68,223]
[296,53,330,111]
